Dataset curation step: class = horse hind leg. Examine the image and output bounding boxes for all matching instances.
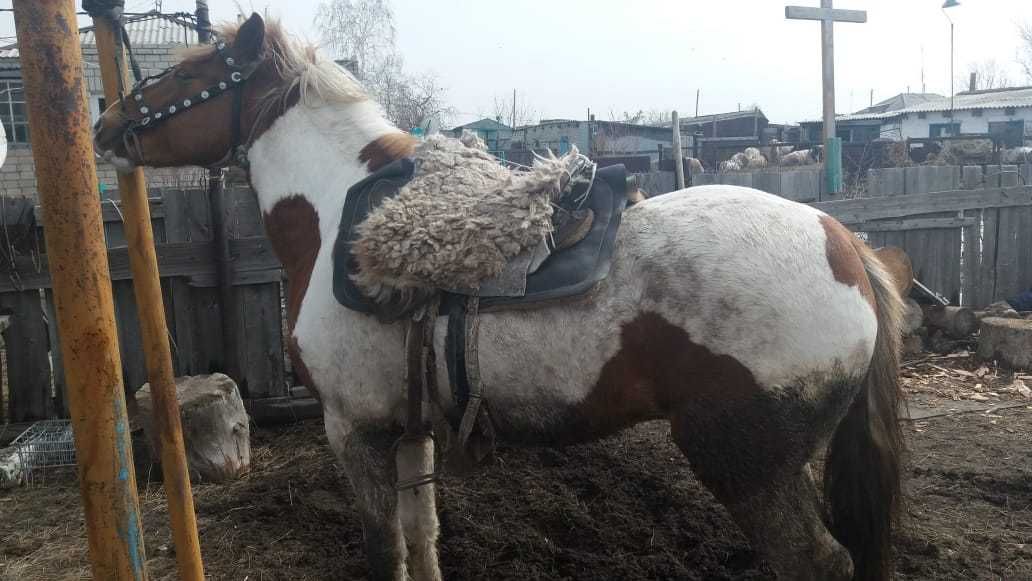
[669,390,854,581]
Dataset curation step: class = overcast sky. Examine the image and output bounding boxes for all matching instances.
[3,0,1032,126]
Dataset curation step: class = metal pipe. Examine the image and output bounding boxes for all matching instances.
[195,1,212,43]
[91,15,206,581]
[11,2,147,579]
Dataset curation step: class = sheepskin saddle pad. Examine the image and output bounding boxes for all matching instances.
[332,133,629,319]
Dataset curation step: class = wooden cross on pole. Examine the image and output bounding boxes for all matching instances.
[786,0,866,196]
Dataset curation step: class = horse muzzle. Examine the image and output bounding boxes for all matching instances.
[92,112,139,172]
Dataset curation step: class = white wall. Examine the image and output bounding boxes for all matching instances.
[885,108,1032,140]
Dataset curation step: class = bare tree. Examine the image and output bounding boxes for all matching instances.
[1020,22,1032,82]
[614,109,669,126]
[958,59,1012,92]
[389,75,454,132]
[492,93,537,127]
[315,0,451,130]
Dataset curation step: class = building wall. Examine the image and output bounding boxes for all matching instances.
[518,121,591,153]
[683,114,768,139]
[2,146,208,199]
[2,43,206,198]
[885,109,1032,141]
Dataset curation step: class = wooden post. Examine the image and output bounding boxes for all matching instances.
[785,0,866,195]
[11,2,147,579]
[672,111,685,190]
[90,14,205,581]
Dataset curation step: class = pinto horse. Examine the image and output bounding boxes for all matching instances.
[94,14,906,580]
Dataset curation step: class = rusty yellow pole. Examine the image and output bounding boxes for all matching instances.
[12,1,147,579]
[90,14,206,581]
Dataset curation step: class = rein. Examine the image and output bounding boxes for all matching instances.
[120,39,261,168]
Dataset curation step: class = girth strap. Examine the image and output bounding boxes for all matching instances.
[456,296,484,451]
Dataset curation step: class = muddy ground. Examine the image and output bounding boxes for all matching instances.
[2,353,1031,580]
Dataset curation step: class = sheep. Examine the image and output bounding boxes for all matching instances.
[1002,146,1032,164]
[779,149,817,167]
[743,147,767,169]
[686,157,704,174]
[719,152,749,172]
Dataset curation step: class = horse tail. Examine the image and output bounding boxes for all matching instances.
[823,242,906,581]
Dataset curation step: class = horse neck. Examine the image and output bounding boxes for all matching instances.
[246,100,406,322]
[248,99,401,221]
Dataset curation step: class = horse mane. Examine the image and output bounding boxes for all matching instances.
[179,18,370,112]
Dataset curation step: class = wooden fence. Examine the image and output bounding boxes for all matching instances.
[2,165,1030,424]
[817,164,1032,309]
[0,186,288,424]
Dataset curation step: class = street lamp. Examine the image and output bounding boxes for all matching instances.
[942,0,960,117]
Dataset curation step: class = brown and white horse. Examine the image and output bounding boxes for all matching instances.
[94,14,906,581]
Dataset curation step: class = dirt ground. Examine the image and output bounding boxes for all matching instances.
[2,351,1031,580]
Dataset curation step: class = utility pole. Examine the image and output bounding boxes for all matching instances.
[785,0,867,196]
[12,1,147,578]
[695,89,700,117]
[512,88,517,128]
[90,6,206,580]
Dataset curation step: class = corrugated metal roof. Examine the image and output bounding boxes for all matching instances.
[853,92,944,115]
[904,86,1032,113]
[79,13,199,46]
[678,109,767,126]
[804,87,1032,124]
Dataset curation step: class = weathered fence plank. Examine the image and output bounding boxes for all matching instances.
[0,238,282,292]
[813,186,1032,223]
[865,168,905,197]
[224,187,285,399]
[0,290,51,420]
[43,289,66,417]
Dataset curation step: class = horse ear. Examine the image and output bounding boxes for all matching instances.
[234,12,265,63]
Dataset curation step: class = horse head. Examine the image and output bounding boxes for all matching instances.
[93,13,276,171]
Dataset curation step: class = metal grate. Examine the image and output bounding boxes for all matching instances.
[10,419,75,484]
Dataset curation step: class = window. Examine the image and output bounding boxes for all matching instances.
[918,112,927,119]
[850,125,881,143]
[971,108,983,117]
[0,81,29,143]
[929,123,960,138]
[988,120,1024,147]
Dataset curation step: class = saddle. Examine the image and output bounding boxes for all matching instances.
[332,156,631,469]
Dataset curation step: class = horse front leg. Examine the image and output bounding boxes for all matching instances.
[327,420,407,581]
[396,435,442,581]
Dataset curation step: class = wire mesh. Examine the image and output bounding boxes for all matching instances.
[10,419,76,484]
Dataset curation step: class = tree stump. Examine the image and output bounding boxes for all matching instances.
[923,305,978,339]
[977,317,1032,370]
[135,373,250,482]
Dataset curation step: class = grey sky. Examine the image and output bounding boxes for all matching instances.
[3,1,1032,126]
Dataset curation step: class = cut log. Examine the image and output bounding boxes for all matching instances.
[977,317,1032,369]
[902,298,923,335]
[136,373,250,482]
[923,305,978,339]
[901,334,924,356]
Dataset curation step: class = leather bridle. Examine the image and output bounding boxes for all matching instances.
[118,38,261,168]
